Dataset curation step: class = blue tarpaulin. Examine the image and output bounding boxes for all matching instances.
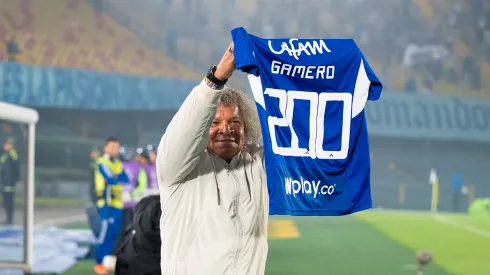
[0,225,95,275]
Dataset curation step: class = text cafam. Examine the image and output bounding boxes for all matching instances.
[268,38,331,60]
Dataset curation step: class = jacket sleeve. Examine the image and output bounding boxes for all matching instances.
[118,170,129,183]
[98,163,119,185]
[157,80,223,185]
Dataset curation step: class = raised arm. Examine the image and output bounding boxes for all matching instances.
[157,81,222,185]
[157,44,236,185]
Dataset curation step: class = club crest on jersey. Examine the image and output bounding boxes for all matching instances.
[268,38,331,60]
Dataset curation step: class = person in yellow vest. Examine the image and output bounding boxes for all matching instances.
[114,147,150,252]
[133,147,149,202]
[430,167,439,213]
[89,147,101,204]
[147,144,157,164]
[94,137,129,275]
[0,138,19,225]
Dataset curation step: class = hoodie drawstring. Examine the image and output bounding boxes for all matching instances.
[209,152,221,206]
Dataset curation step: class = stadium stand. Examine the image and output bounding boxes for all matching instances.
[104,0,162,36]
[107,0,490,97]
[0,0,199,78]
[1,0,488,96]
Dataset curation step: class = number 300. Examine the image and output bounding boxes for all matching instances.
[265,88,352,160]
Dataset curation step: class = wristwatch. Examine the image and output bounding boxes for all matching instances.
[205,65,228,90]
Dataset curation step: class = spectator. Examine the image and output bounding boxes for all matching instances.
[0,138,20,225]
[85,147,102,252]
[451,172,463,212]
[89,148,101,203]
[93,137,129,275]
[463,53,482,90]
[420,74,434,94]
[0,42,6,61]
[404,68,418,92]
[430,167,439,213]
[5,35,21,62]
[115,147,149,251]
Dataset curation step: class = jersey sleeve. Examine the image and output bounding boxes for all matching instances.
[361,54,383,101]
[231,27,260,76]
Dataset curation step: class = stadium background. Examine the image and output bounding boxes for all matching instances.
[0,0,489,274]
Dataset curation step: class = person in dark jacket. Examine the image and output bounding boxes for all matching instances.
[1,138,20,225]
[89,147,101,203]
[85,147,102,248]
[113,195,161,275]
[114,146,149,252]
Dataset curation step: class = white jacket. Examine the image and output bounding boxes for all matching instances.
[156,80,269,275]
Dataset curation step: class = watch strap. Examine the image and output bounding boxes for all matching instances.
[205,65,228,90]
[204,77,223,90]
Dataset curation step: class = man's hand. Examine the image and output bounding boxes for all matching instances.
[118,172,129,183]
[214,43,235,81]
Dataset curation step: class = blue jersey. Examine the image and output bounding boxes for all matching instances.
[231,27,382,216]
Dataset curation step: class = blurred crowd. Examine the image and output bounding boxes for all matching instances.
[1,0,489,96]
[0,0,198,78]
[160,0,490,95]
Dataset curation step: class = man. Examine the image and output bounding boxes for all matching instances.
[132,148,149,203]
[145,145,158,196]
[115,147,149,250]
[89,147,101,203]
[147,144,157,164]
[5,35,21,62]
[94,137,129,275]
[85,147,102,253]
[119,145,138,230]
[0,138,19,225]
[157,44,268,275]
[113,195,162,275]
[430,166,439,213]
[451,172,463,212]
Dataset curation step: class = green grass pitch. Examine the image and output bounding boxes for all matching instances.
[63,210,490,275]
